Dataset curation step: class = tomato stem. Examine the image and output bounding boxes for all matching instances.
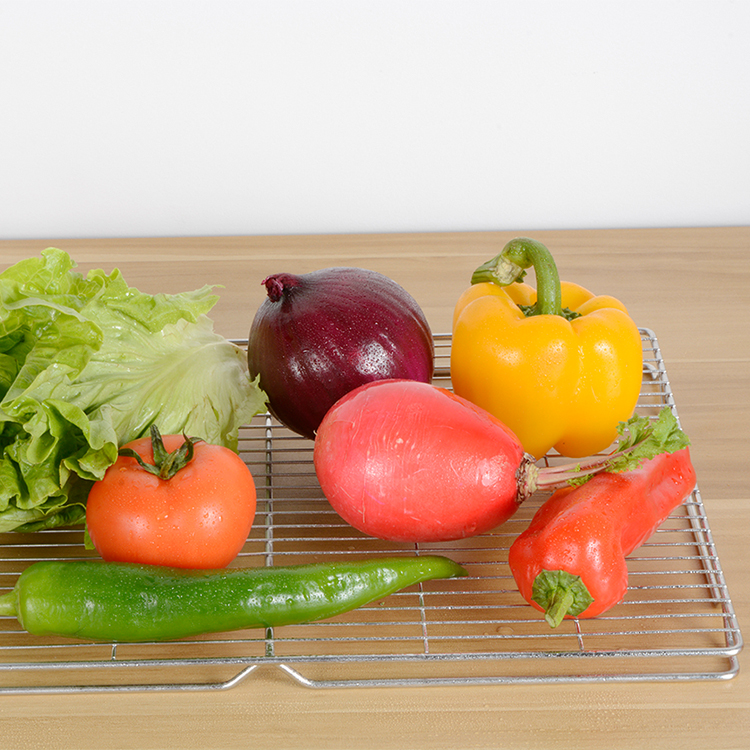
[119,425,202,480]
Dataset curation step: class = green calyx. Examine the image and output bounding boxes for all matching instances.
[517,303,581,322]
[470,237,580,320]
[531,569,594,628]
[119,425,202,480]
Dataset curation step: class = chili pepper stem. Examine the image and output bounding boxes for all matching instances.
[470,237,564,317]
[0,591,16,617]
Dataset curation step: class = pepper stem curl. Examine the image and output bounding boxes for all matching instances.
[470,237,564,317]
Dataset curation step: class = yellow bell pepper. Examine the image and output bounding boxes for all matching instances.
[451,237,643,459]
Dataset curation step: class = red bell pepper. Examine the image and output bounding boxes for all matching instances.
[508,446,696,627]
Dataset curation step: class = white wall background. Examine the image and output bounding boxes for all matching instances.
[1,0,748,240]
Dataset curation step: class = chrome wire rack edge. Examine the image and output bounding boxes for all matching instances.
[0,330,742,693]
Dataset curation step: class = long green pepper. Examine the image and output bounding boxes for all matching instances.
[0,556,466,642]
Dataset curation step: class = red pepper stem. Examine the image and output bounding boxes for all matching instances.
[470,237,564,317]
[544,586,576,629]
[531,569,594,628]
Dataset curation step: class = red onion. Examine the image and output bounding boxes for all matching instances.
[247,267,434,439]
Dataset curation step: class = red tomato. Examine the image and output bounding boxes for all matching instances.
[86,433,257,569]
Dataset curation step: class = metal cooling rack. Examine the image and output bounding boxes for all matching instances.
[0,330,742,693]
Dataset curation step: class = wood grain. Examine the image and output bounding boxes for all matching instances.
[0,227,748,750]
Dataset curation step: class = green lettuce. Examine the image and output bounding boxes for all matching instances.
[0,248,266,532]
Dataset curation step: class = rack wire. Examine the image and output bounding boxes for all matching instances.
[0,330,742,693]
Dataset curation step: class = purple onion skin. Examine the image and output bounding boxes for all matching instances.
[248,267,434,440]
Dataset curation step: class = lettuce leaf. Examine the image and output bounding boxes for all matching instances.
[0,248,266,532]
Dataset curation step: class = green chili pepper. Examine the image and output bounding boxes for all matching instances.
[0,556,467,642]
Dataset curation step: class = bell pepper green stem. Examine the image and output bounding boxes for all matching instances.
[470,237,564,317]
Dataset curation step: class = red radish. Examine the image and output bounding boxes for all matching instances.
[314,379,529,542]
[313,380,689,543]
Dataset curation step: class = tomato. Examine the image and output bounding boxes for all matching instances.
[86,431,257,569]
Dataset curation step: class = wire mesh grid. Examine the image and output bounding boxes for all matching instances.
[0,330,742,693]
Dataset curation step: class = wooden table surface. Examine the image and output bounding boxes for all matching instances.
[0,227,748,750]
